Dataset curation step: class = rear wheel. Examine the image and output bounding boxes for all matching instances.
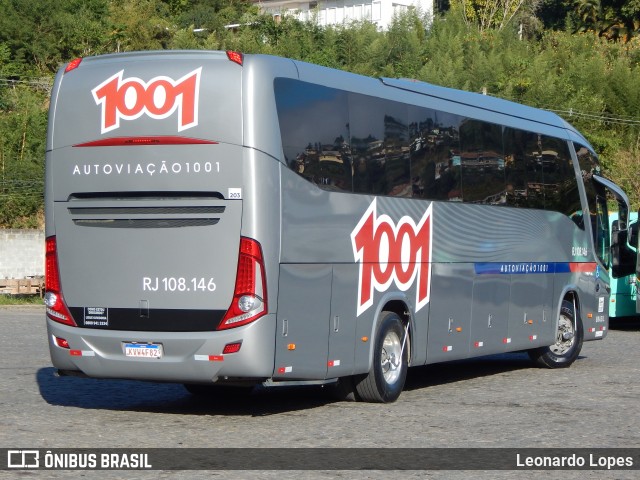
[355,311,408,403]
[528,299,583,368]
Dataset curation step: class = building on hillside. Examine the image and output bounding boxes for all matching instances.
[254,0,434,30]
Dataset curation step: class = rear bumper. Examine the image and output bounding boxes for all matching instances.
[46,314,276,383]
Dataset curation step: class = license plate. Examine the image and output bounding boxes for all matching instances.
[123,343,163,359]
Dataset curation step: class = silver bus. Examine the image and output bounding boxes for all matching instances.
[44,51,636,403]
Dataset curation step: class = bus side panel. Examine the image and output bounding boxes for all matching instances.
[579,270,609,339]
[470,275,510,355]
[241,150,284,317]
[274,264,331,380]
[426,263,473,362]
[328,264,359,377]
[508,272,555,350]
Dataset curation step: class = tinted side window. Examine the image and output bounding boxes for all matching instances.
[541,137,582,226]
[503,129,581,218]
[382,110,411,197]
[349,94,409,196]
[275,78,583,223]
[504,128,544,209]
[409,106,462,201]
[459,119,505,204]
[275,78,351,192]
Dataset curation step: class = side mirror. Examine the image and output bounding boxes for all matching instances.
[630,218,638,253]
[611,226,636,278]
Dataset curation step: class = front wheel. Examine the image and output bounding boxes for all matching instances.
[355,311,408,403]
[528,299,583,368]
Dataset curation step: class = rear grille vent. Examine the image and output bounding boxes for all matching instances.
[73,219,220,228]
[68,202,226,229]
[68,206,225,215]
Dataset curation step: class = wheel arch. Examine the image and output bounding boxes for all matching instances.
[556,286,582,330]
[365,293,413,371]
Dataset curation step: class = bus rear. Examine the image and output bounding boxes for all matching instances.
[45,51,275,384]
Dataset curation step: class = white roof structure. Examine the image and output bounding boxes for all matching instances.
[255,0,434,30]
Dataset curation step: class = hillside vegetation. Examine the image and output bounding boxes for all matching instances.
[1,0,639,227]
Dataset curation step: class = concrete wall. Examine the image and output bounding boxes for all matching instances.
[0,229,44,279]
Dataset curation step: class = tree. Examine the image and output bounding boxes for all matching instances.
[573,0,640,41]
[107,0,173,52]
[452,0,541,31]
[0,0,110,74]
[0,85,47,228]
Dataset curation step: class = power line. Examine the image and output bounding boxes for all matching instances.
[546,108,640,126]
[0,77,53,91]
[489,91,640,127]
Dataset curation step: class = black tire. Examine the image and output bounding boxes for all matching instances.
[528,299,583,368]
[355,311,408,403]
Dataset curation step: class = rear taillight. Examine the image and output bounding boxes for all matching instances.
[65,58,82,73]
[218,237,267,330]
[45,236,76,326]
[226,50,243,66]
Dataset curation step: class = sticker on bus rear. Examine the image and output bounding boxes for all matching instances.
[351,198,433,316]
[92,68,202,134]
[83,307,109,327]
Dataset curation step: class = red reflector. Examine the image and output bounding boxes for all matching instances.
[55,337,70,349]
[65,58,82,73]
[73,136,218,147]
[70,350,82,356]
[226,50,243,66]
[222,342,242,354]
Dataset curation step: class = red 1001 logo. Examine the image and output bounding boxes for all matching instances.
[351,198,433,316]
[92,68,202,134]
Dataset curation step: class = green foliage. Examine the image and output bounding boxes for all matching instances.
[0,85,47,228]
[1,3,640,228]
[0,0,111,73]
[0,294,44,305]
[450,0,541,32]
[108,0,174,52]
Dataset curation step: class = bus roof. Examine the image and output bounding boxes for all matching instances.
[280,54,592,150]
[380,77,575,133]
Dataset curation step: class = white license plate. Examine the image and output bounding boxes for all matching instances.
[124,343,163,359]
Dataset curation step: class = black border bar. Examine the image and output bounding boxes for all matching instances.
[3,448,639,470]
